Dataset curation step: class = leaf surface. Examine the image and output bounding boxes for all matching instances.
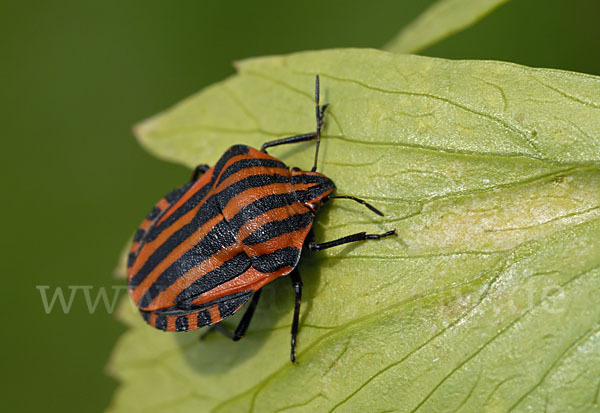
[109,49,600,412]
[384,0,511,53]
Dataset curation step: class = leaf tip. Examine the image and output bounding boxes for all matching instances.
[133,113,161,145]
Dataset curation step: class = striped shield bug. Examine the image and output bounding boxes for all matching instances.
[127,76,395,362]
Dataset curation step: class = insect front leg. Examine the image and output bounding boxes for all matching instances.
[260,132,316,153]
[307,195,396,251]
[307,230,396,251]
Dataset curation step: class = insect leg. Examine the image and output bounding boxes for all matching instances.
[308,230,396,251]
[290,268,303,363]
[232,289,262,340]
[201,323,234,340]
[200,289,262,341]
[261,133,316,153]
[190,164,210,182]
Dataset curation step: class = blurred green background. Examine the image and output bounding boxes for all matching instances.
[1,0,598,411]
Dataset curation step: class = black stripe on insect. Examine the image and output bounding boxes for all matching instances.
[199,76,396,362]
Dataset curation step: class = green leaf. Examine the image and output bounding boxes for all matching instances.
[384,0,511,54]
[109,49,600,412]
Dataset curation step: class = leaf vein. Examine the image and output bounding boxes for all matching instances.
[507,324,600,412]
[316,73,542,156]
[410,263,600,412]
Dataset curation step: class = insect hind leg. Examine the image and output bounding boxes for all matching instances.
[200,289,262,341]
[290,268,302,363]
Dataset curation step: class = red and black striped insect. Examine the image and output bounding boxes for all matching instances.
[127,76,395,362]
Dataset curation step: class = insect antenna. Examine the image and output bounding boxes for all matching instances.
[325,195,385,217]
[261,75,328,169]
[311,75,328,172]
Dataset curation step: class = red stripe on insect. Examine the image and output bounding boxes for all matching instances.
[126,77,396,362]
[130,214,224,306]
[154,170,214,227]
[144,243,242,311]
